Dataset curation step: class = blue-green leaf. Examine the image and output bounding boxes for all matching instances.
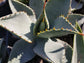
[37,16,79,38]
[45,0,71,27]
[0,12,35,43]
[67,14,84,26]
[8,0,36,22]
[29,0,44,19]
[8,39,36,63]
[50,16,77,31]
[37,29,79,38]
[72,22,84,63]
[33,10,49,35]
[34,38,72,63]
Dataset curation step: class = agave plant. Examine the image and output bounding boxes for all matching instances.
[0,0,84,63]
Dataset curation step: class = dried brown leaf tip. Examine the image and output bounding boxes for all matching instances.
[43,0,47,9]
[79,33,84,36]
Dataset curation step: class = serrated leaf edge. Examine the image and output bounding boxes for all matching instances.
[0,12,32,43]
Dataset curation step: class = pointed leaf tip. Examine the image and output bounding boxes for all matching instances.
[43,0,46,10]
[79,33,84,36]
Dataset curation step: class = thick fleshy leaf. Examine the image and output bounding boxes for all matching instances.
[29,0,44,19]
[71,0,83,10]
[8,39,36,63]
[67,14,84,26]
[37,16,79,38]
[33,10,49,35]
[37,29,79,38]
[8,0,36,22]
[45,0,71,27]
[34,38,72,63]
[50,16,77,31]
[72,22,84,63]
[0,12,35,43]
